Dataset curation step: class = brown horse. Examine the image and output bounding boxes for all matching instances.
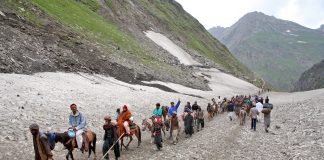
[46,129,97,160]
[119,123,141,151]
[234,97,244,117]
[161,106,169,122]
[239,108,247,125]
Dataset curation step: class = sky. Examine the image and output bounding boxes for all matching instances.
[175,0,324,29]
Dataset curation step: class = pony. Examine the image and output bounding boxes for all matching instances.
[142,117,169,143]
[46,129,97,160]
[239,108,246,125]
[118,123,141,151]
[161,106,169,122]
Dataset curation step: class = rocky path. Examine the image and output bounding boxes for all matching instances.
[113,91,324,160]
[118,113,242,160]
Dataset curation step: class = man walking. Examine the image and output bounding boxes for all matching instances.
[170,111,179,145]
[227,101,235,121]
[249,105,259,131]
[102,115,120,160]
[30,123,53,160]
[263,98,273,132]
[196,107,204,131]
[184,110,194,137]
[256,99,263,122]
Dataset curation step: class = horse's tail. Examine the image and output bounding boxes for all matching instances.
[92,132,97,154]
[137,125,142,143]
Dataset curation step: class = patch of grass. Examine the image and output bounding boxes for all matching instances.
[5,0,43,27]
[30,0,156,65]
[79,0,100,12]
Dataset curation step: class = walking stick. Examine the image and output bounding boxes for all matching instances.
[101,132,125,160]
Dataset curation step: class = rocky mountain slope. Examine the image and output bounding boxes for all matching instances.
[294,59,324,91]
[208,11,324,91]
[318,24,324,32]
[0,0,261,90]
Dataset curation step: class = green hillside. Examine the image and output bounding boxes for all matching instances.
[2,0,262,89]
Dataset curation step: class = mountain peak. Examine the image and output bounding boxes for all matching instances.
[318,24,324,32]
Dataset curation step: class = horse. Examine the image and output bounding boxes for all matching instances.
[213,103,219,116]
[234,97,244,117]
[142,117,168,143]
[243,103,252,115]
[161,106,169,122]
[46,129,97,160]
[239,108,246,125]
[142,118,156,143]
[119,123,141,151]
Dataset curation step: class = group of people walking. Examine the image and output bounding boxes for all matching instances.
[30,94,273,160]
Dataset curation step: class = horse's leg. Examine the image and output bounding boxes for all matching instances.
[162,126,166,139]
[70,150,74,160]
[88,142,91,160]
[136,131,141,147]
[66,151,69,160]
[126,136,132,149]
[120,138,123,151]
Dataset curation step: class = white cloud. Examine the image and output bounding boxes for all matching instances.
[175,0,324,29]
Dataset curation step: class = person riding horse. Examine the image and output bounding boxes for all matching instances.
[118,105,132,135]
[152,103,163,118]
[118,105,141,150]
[68,103,88,151]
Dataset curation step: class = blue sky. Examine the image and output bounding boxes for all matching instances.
[175,0,324,29]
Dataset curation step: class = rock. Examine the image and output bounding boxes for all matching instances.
[0,11,5,18]
[5,136,15,141]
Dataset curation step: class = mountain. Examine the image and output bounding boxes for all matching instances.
[208,26,226,39]
[318,24,324,32]
[294,59,324,91]
[0,0,261,90]
[208,11,324,91]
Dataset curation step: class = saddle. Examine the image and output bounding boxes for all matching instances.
[129,123,137,130]
[66,131,89,152]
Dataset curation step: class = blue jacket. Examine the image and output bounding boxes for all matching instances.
[168,100,181,116]
[227,103,235,112]
[153,107,163,117]
[69,111,87,130]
